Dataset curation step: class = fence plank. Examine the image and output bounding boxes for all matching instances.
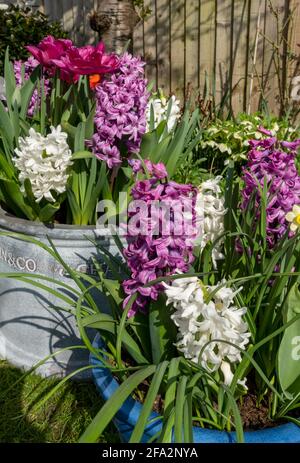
[262,0,283,114]
[199,0,216,102]
[170,0,185,100]
[289,0,300,106]
[44,0,59,19]
[246,0,265,114]
[214,1,232,113]
[72,0,84,45]
[62,0,75,41]
[230,0,250,115]
[82,0,95,44]
[185,0,200,93]
[156,0,171,94]
[133,18,144,57]
[143,0,157,91]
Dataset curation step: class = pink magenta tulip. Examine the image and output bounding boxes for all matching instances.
[27,36,119,83]
[26,36,73,68]
[26,36,75,81]
[51,42,119,78]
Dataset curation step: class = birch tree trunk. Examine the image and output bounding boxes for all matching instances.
[89,0,139,54]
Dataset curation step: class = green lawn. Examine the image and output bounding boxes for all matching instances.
[0,360,119,443]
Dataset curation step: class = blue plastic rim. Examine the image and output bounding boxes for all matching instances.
[90,334,300,443]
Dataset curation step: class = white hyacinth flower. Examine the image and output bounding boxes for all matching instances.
[166,95,181,132]
[195,176,227,266]
[164,275,250,387]
[146,93,181,132]
[13,126,73,203]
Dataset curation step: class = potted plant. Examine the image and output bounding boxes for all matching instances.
[0,36,198,377]
[17,136,300,442]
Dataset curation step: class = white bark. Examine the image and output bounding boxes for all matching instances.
[90,0,139,54]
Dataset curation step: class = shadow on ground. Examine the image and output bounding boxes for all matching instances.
[0,361,120,443]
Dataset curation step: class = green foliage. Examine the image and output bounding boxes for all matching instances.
[199,113,300,165]
[0,5,68,76]
[149,296,177,364]
[172,153,208,186]
[140,108,202,178]
[133,0,152,20]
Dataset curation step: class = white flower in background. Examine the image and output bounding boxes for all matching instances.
[0,76,6,101]
[146,93,181,132]
[164,275,250,387]
[166,95,181,131]
[13,126,72,203]
[147,97,165,126]
[285,204,300,232]
[195,176,227,266]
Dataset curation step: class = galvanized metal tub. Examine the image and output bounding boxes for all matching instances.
[0,207,123,378]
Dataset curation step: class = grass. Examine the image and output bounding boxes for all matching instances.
[0,360,120,443]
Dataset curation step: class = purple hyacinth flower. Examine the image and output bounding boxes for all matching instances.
[122,160,198,317]
[241,131,300,247]
[90,53,149,169]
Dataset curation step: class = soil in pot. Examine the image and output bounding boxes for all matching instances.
[114,356,298,432]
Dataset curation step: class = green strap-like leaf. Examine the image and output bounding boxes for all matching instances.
[0,178,36,220]
[0,100,14,148]
[174,375,188,443]
[149,295,178,364]
[4,48,17,112]
[79,365,156,443]
[20,66,40,119]
[159,357,180,443]
[129,361,169,443]
[81,313,148,365]
[71,150,94,161]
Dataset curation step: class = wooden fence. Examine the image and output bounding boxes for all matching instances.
[4,0,300,116]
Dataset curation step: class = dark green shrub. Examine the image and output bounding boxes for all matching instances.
[0,4,68,75]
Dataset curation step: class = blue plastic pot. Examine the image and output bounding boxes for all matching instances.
[91,334,300,443]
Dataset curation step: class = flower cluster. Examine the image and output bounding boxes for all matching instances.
[26,36,119,83]
[13,126,72,203]
[122,160,198,317]
[195,176,226,266]
[241,132,300,247]
[89,53,149,169]
[164,275,250,386]
[14,57,51,117]
[200,115,299,163]
[146,93,181,132]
